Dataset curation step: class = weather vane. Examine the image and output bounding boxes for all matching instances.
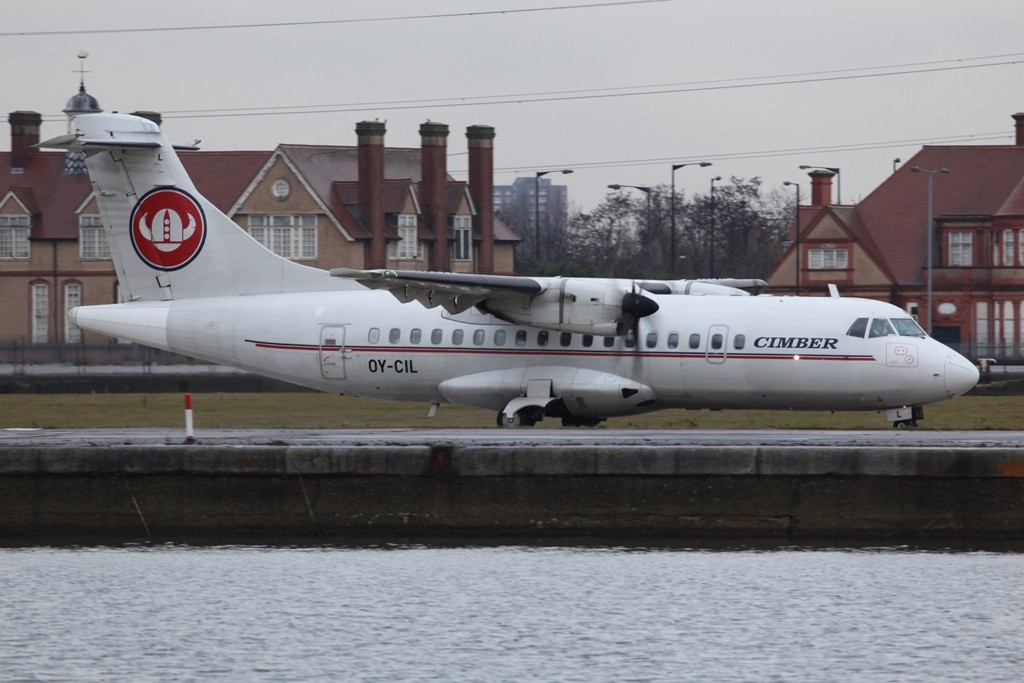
[74,50,90,88]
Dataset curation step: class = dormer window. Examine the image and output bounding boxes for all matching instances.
[808,247,848,269]
[0,215,31,260]
[389,214,421,260]
[452,215,472,261]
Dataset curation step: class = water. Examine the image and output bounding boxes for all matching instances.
[2,541,1022,682]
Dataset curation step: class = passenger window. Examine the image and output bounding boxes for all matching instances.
[494,330,507,345]
[473,329,486,345]
[560,332,572,347]
[389,328,401,344]
[452,329,464,345]
[646,332,658,349]
[603,337,615,348]
[409,328,422,344]
[847,317,868,338]
[368,328,380,344]
[582,335,594,348]
[734,334,745,350]
[711,333,723,350]
[625,330,637,348]
[869,318,895,338]
[515,330,528,346]
[688,333,700,349]
[667,332,679,350]
[431,329,443,345]
[538,331,549,347]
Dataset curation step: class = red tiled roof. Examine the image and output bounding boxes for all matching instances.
[327,181,371,240]
[493,213,519,242]
[829,205,897,284]
[1,150,269,241]
[995,175,1024,218]
[1,151,92,240]
[382,180,415,215]
[279,145,425,203]
[857,145,1024,284]
[179,151,271,210]
[4,143,520,247]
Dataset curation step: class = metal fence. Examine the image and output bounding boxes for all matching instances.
[0,342,210,372]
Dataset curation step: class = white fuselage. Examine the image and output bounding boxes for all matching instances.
[72,289,977,418]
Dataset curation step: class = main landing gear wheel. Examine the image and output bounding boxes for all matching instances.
[497,406,545,427]
[892,419,918,428]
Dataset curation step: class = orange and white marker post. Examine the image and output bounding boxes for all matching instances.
[184,393,195,443]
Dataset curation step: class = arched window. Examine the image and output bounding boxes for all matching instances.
[64,282,82,343]
[31,282,49,344]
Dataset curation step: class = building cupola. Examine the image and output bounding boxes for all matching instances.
[62,51,103,174]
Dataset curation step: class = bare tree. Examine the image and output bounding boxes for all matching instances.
[521,178,794,280]
[565,193,642,277]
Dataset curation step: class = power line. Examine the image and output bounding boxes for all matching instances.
[144,50,1024,119]
[126,54,1024,121]
[455,132,1013,177]
[1,0,673,37]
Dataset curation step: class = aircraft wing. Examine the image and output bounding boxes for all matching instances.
[331,268,658,336]
[330,268,543,314]
[331,269,764,336]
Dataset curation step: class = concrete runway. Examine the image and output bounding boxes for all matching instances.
[2,427,1021,449]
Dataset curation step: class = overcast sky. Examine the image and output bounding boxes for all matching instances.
[3,0,1023,211]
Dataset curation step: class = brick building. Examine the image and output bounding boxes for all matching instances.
[1,105,518,346]
[767,113,1024,360]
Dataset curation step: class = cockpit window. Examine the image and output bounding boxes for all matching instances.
[891,317,926,337]
[846,317,868,338]
[868,318,896,338]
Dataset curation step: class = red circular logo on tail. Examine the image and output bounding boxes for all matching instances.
[130,187,206,271]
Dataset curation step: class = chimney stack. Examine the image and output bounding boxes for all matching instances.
[420,122,450,271]
[466,125,496,273]
[1014,112,1024,146]
[356,121,387,268]
[9,111,42,172]
[808,170,835,206]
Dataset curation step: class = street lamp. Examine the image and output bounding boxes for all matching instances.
[671,162,712,276]
[534,169,573,263]
[799,165,841,204]
[608,183,653,276]
[709,176,722,278]
[783,181,801,295]
[910,166,951,334]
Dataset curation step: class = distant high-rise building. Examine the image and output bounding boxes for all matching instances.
[493,177,569,261]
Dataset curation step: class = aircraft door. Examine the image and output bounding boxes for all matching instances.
[705,324,729,364]
[319,325,348,379]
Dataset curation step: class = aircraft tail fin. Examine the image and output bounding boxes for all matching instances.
[39,113,337,301]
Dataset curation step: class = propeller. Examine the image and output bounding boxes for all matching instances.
[617,283,660,339]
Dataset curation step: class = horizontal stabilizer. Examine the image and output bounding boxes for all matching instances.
[37,134,160,150]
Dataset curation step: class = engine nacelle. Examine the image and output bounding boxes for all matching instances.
[486,278,657,336]
[439,366,657,419]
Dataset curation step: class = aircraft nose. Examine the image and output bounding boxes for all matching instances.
[944,353,980,397]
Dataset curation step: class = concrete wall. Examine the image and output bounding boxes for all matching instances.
[2,444,1023,539]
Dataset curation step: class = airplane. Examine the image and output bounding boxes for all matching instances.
[40,113,979,428]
